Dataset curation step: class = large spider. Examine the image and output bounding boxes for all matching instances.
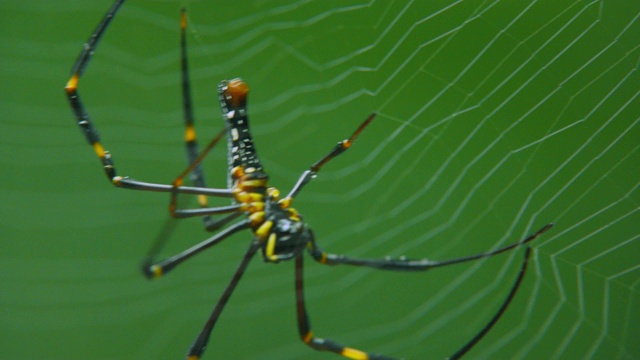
[65,1,553,359]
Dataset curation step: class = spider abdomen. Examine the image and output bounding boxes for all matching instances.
[218,79,263,185]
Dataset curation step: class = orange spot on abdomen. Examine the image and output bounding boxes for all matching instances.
[226,78,249,106]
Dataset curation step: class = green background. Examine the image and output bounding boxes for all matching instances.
[2,1,639,359]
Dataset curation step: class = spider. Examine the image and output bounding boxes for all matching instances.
[65,1,553,359]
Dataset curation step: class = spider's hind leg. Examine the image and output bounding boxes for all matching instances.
[304,225,551,357]
[306,224,552,271]
[449,247,533,359]
[186,241,261,360]
[142,219,251,279]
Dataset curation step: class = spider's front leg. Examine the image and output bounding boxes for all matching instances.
[284,113,376,203]
[65,0,232,200]
[65,0,124,183]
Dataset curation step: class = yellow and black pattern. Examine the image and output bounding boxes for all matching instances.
[65,1,554,359]
[179,9,211,218]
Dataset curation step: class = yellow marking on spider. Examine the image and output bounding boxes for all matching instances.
[250,202,265,212]
[150,264,163,278]
[302,331,314,343]
[236,191,263,203]
[232,166,244,179]
[93,142,106,158]
[249,211,264,226]
[287,207,299,216]
[65,73,79,92]
[265,233,277,260]
[112,176,123,186]
[240,202,264,213]
[287,208,301,222]
[226,78,249,106]
[185,124,196,142]
[278,197,292,209]
[255,220,273,240]
[197,194,208,207]
[180,10,187,30]
[186,356,199,360]
[241,179,267,188]
[341,347,369,360]
[267,187,280,200]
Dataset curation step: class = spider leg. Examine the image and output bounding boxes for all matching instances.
[295,255,395,360]
[142,214,245,280]
[307,224,552,271]
[144,216,182,270]
[142,219,251,279]
[285,113,376,200]
[178,8,228,232]
[64,0,231,198]
[170,204,243,218]
[204,212,245,232]
[65,0,124,182]
[180,8,204,193]
[167,128,246,223]
[449,247,532,359]
[186,240,260,360]
[169,128,240,219]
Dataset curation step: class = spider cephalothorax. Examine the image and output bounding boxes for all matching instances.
[258,192,308,263]
[228,164,308,263]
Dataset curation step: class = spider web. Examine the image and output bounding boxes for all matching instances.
[1,1,638,359]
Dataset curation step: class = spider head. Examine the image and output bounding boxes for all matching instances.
[259,199,309,263]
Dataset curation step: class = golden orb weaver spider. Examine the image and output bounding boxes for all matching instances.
[65,1,553,359]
